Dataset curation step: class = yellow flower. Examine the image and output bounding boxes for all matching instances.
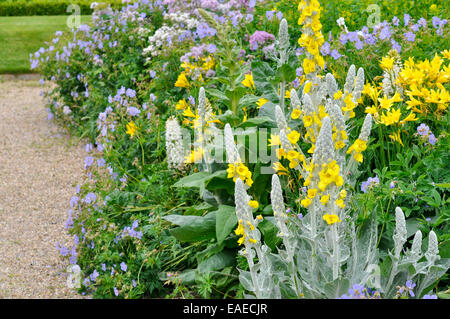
[291,108,302,119]
[380,108,401,126]
[256,215,263,220]
[304,82,312,94]
[334,90,343,100]
[301,197,312,208]
[323,213,341,225]
[303,58,316,74]
[320,194,330,205]
[269,134,281,146]
[175,72,190,88]
[287,130,301,144]
[126,121,138,137]
[234,220,244,236]
[249,200,259,209]
[339,189,347,198]
[303,115,313,127]
[242,73,255,89]
[389,130,404,146]
[380,56,394,71]
[176,99,188,110]
[182,106,196,118]
[307,188,317,199]
[335,199,345,209]
[285,90,291,98]
[257,98,269,108]
[442,49,450,60]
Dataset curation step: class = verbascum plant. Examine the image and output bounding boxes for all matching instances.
[234,178,280,299]
[165,116,186,172]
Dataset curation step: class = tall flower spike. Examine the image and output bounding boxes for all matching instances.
[425,230,440,264]
[224,123,240,163]
[302,93,314,115]
[353,67,365,100]
[165,117,185,170]
[344,64,356,93]
[198,87,206,124]
[393,207,407,257]
[326,102,345,131]
[290,89,301,110]
[312,116,334,164]
[279,129,293,152]
[358,114,372,142]
[326,73,338,96]
[411,230,422,260]
[278,18,289,51]
[271,175,289,237]
[275,105,288,131]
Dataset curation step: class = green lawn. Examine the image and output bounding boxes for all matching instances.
[0,15,91,74]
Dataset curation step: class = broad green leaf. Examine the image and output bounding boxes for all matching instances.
[258,218,281,251]
[173,172,211,188]
[197,250,236,273]
[215,205,237,244]
[164,211,216,242]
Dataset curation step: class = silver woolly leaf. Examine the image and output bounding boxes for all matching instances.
[411,230,423,260]
[224,123,240,163]
[344,64,356,93]
[393,207,407,256]
[278,18,289,50]
[325,101,345,131]
[353,67,365,100]
[326,73,338,96]
[312,116,334,164]
[425,230,440,263]
[279,129,293,152]
[235,178,251,220]
[271,174,286,217]
[290,89,301,110]
[302,92,314,115]
[275,104,288,131]
[358,114,372,142]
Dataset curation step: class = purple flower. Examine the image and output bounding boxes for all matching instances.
[206,44,217,53]
[339,33,348,45]
[428,133,437,145]
[84,156,94,168]
[330,49,341,60]
[120,262,127,272]
[90,269,99,282]
[126,88,136,98]
[392,16,400,26]
[127,106,141,116]
[320,42,331,55]
[390,181,395,189]
[406,280,416,297]
[404,14,411,26]
[361,175,380,193]
[97,158,106,167]
[355,40,364,50]
[379,26,391,40]
[404,31,416,42]
[265,10,274,20]
[418,18,427,28]
[276,11,283,21]
[249,31,275,51]
[149,70,156,78]
[423,294,438,299]
[391,39,401,53]
[114,287,119,296]
[417,123,430,137]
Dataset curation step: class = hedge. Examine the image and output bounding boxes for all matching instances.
[0,0,124,16]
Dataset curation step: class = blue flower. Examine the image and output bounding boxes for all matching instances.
[120,262,127,272]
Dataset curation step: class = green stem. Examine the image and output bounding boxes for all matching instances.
[378,125,387,168]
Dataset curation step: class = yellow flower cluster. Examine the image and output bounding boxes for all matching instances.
[322,213,341,225]
[234,219,258,245]
[227,162,253,187]
[397,52,450,118]
[297,0,325,75]
[126,121,138,137]
[175,56,215,88]
[346,138,367,163]
[242,73,255,89]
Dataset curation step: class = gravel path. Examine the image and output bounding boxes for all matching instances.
[0,79,85,298]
